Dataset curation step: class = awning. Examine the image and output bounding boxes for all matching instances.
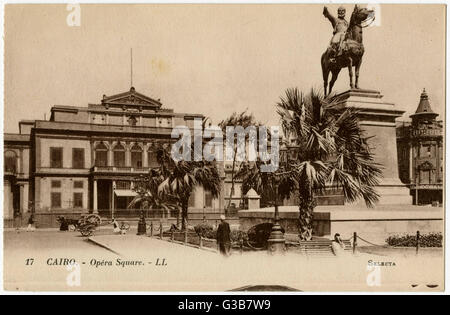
[114,190,137,197]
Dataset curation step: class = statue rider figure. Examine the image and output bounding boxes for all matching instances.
[323,6,348,63]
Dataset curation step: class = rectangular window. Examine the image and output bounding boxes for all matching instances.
[51,192,61,208]
[50,147,63,168]
[74,181,84,189]
[72,148,85,169]
[51,180,61,188]
[188,194,195,208]
[420,170,431,184]
[73,193,83,208]
[205,191,213,208]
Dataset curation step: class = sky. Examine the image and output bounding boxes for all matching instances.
[3,4,446,133]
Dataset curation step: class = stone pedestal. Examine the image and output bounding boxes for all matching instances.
[334,89,412,205]
[245,188,261,210]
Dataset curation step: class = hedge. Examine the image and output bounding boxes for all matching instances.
[386,232,442,247]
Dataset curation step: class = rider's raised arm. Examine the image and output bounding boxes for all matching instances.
[323,6,337,28]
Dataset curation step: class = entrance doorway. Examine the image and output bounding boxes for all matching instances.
[97,180,111,210]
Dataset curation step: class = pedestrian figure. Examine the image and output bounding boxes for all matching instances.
[58,216,69,231]
[120,222,128,235]
[112,218,120,234]
[14,210,22,232]
[331,233,345,256]
[26,214,35,232]
[216,215,231,256]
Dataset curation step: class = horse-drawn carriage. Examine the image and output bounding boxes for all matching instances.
[77,214,103,236]
[57,214,130,237]
[57,214,103,236]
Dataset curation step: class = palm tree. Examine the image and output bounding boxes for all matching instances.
[129,168,179,217]
[238,159,294,208]
[280,88,382,240]
[158,156,222,231]
[240,88,382,240]
[131,144,221,230]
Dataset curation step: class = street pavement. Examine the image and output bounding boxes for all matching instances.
[3,229,444,292]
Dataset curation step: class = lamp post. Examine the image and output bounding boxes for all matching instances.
[267,175,286,254]
[137,209,147,235]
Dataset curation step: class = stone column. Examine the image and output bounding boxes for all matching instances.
[19,184,24,213]
[3,180,13,220]
[143,144,149,168]
[125,143,131,167]
[108,145,113,167]
[16,154,21,174]
[19,149,24,174]
[22,183,29,214]
[93,180,98,213]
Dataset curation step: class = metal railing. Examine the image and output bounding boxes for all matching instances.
[92,166,150,173]
[97,209,175,218]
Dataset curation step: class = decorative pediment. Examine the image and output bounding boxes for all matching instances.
[101,87,162,109]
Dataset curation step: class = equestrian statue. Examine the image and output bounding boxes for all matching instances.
[321,5,375,96]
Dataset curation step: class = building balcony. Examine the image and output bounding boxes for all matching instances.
[91,166,150,174]
[35,167,91,175]
[4,167,17,177]
[410,183,443,190]
[34,120,176,136]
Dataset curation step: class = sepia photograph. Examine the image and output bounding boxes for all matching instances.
[1,2,446,296]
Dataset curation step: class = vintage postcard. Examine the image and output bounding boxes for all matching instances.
[1,2,446,294]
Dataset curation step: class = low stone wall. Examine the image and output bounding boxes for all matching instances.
[238,208,330,236]
[239,205,443,244]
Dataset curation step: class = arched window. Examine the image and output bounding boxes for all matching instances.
[95,143,108,167]
[113,144,126,167]
[131,144,143,168]
[4,151,17,173]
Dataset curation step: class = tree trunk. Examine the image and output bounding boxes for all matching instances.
[176,209,180,228]
[298,191,316,241]
[181,200,189,231]
[226,146,238,211]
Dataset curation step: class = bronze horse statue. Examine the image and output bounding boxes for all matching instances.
[321,5,375,96]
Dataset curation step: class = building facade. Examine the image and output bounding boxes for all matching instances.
[396,89,443,205]
[3,87,223,227]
